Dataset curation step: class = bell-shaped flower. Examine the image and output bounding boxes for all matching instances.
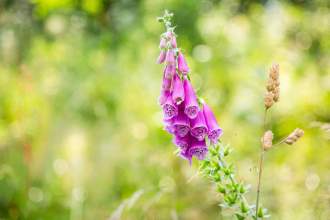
[190,110,208,141]
[203,103,223,143]
[164,64,176,79]
[159,37,167,49]
[157,50,166,64]
[171,35,177,48]
[163,118,174,134]
[173,134,190,150]
[183,78,199,119]
[162,72,172,91]
[173,109,190,137]
[166,49,176,65]
[159,89,170,105]
[177,52,190,74]
[163,95,178,120]
[179,145,193,164]
[189,138,208,160]
[172,74,184,105]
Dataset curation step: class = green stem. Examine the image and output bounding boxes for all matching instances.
[255,109,268,218]
[255,150,265,218]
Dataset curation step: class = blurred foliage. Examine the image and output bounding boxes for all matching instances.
[0,0,329,219]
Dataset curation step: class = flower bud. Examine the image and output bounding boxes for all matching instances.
[157,50,167,64]
[165,49,176,64]
[164,64,176,79]
[159,37,167,49]
[177,52,190,74]
[171,35,177,48]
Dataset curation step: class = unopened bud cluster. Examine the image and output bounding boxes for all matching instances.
[264,64,280,109]
[285,128,304,145]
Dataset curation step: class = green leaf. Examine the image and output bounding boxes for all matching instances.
[257,207,264,218]
[235,213,246,220]
[240,201,249,213]
[217,184,226,194]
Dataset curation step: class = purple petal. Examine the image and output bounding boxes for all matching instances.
[179,145,193,164]
[171,36,177,48]
[164,64,176,79]
[163,95,178,120]
[172,74,184,105]
[159,37,167,49]
[189,138,208,160]
[190,110,208,141]
[166,31,173,39]
[183,78,199,119]
[173,109,190,137]
[162,71,172,91]
[173,134,190,150]
[177,52,190,74]
[164,118,175,134]
[157,50,167,64]
[203,103,223,143]
[159,90,170,105]
[166,49,176,65]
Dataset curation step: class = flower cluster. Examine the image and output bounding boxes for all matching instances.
[157,11,222,163]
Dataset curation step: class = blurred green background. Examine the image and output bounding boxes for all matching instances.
[0,0,329,219]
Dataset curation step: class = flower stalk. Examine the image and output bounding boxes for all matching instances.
[156,11,304,220]
[255,109,269,218]
[255,64,280,217]
[200,142,270,219]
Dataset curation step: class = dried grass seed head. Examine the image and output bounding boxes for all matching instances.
[269,63,279,80]
[264,63,280,107]
[285,128,304,145]
[264,92,274,109]
[262,130,273,150]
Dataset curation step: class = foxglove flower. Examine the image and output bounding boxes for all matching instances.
[166,31,173,39]
[183,78,199,119]
[159,89,170,105]
[162,71,172,91]
[189,138,208,160]
[157,50,167,64]
[173,134,190,150]
[177,52,190,74]
[159,37,167,49]
[203,103,223,143]
[171,35,177,48]
[164,64,176,79]
[166,49,176,64]
[179,145,193,163]
[190,110,208,141]
[173,109,190,137]
[164,118,175,134]
[172,74,184,105]
[163,95,178,119]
